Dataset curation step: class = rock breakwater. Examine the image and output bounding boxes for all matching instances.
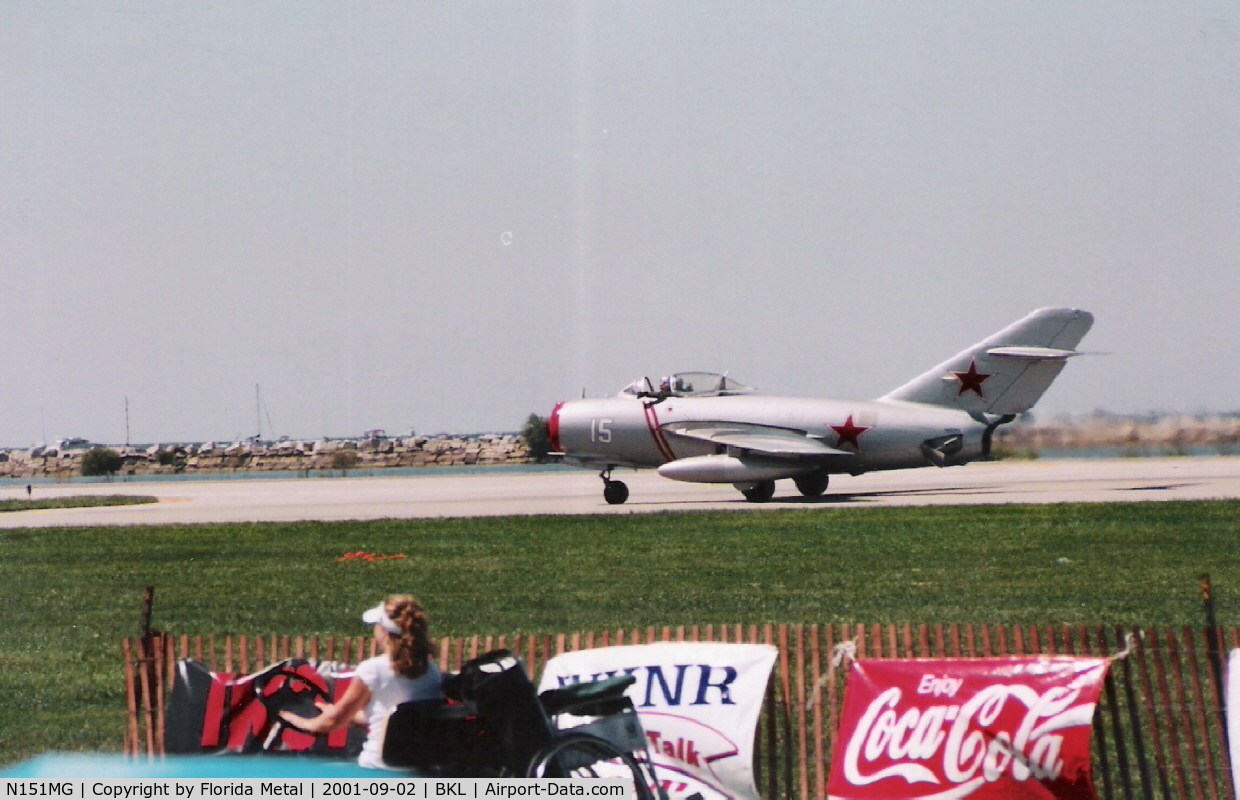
[0,433,533,480]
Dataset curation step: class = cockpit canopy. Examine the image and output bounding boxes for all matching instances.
[618,372,757,399]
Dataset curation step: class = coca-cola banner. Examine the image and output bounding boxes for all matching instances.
[827,656,1111,800]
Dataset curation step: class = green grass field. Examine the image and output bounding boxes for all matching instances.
[2,499,1239,766]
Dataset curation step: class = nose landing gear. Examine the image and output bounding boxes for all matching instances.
[600,469,630,505]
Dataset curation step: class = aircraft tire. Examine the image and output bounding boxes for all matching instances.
[603,480,629,505]
[740,480,776,503]
[794,472,829,498]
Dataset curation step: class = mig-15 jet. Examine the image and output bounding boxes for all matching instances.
[549,307,1093,504]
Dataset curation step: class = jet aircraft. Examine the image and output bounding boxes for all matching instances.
[549,307,1093,504]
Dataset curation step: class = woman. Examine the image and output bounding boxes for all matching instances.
[281,595,442,768]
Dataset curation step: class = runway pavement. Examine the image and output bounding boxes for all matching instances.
[3,457,1240,528]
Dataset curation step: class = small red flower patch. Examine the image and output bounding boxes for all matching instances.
[336,551,407,562]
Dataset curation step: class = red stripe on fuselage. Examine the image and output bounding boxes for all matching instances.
[548,402,563,453]
[642,401,676,462]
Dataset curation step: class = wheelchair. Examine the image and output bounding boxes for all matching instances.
[383,649,667,799]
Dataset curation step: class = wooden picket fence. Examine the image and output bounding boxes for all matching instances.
[123,623,1238,798]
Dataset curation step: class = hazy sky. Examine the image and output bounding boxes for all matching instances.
[2,1,1237,446]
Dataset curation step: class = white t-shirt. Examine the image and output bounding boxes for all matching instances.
[354,655,443,769]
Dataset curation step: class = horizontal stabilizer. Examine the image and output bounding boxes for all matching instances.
[986,346,1084,360]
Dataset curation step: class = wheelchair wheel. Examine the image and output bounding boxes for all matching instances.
[252,667,333,753]
[526,732,660,800]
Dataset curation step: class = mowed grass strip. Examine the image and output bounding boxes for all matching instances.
[2,499,1238,764]
[0,495,157,513]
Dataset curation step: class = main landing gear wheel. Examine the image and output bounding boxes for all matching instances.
[739,480,776,503]
[794,472,829,498]
[600,469,629,505]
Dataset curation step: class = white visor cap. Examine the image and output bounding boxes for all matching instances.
[361,603,401,634]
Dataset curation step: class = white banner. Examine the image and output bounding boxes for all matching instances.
[538,642,778,800]
[1229,649,1240,798]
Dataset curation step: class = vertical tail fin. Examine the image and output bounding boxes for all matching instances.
[878,307,1093,415]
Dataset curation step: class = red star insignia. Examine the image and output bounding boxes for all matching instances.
[951,359,992,398]
[830,414,870,450]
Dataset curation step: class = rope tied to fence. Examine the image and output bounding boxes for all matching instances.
[1109,629,1139,661]
[804,640,857,712]
[831,640,857,668]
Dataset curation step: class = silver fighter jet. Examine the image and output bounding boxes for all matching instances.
[549,307,1094,504]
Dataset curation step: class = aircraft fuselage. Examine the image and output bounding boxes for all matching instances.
[550,395,990,477]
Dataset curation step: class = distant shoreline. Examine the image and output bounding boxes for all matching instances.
[993,414,1240,457]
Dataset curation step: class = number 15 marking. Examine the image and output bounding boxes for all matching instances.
[591,418,613,443]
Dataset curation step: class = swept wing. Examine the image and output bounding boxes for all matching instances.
[661,421,854,458]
